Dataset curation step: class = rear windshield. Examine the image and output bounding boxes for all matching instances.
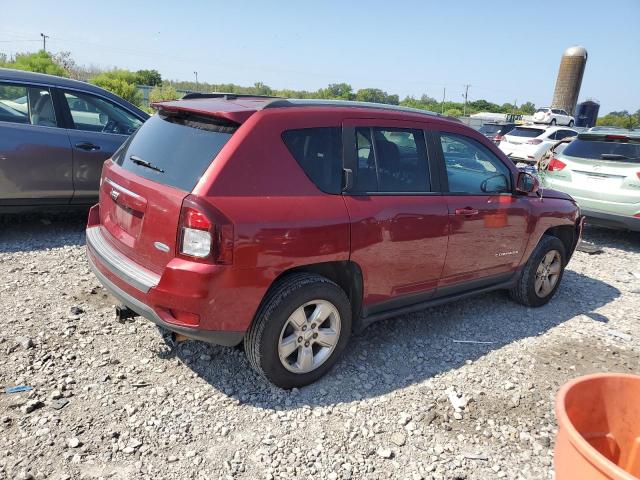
[114,112,237,191]
[563,138,640,163]
[509,127,544,138]
[479,124,501,135]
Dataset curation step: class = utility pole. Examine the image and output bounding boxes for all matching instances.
[441,87,446,115]
[462,84,470,116]
[194,71,198,92]
[40,33,49,52]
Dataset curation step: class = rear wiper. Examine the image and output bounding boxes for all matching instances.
[600,153,640,161]
[130,155,164,173]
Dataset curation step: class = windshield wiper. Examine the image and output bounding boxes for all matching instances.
[600,153,640,162]
[130,155,164,173]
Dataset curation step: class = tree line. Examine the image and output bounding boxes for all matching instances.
[1,50,637,127]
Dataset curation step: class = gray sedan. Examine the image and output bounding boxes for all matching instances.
[0,68,149,212]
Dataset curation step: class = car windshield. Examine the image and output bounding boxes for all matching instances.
[509,127,544,138]
[479,124,502,134]
[563,138,640,163]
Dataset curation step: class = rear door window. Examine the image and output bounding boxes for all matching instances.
[352,127,430,193]
[281,127,342,194]
[114,112,237,191]
[0,83,56,126]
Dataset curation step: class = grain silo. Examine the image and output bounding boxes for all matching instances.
[551,46,588,116]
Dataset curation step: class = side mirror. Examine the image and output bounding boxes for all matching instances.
[516,172,539,195]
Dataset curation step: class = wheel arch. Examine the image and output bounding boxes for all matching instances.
[260,261,364,332]
[543,224,576,262]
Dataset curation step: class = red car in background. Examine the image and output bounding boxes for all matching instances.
[86,94,583,388]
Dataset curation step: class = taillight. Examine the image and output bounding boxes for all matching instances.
[547,157,567,171]
[181,207,212,258]
[178,196,233,264]
[527,139,543,145]
[636,172,640,180]
[493,134,504,142]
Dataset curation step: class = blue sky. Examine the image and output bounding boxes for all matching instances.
[2,0,639,113]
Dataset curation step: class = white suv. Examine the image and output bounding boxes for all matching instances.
[533,108,575,126]
[499,125,577,164]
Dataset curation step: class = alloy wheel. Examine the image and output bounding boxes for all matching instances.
[535,250,561,297]
[277,300,341,374]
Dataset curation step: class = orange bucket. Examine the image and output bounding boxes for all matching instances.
[555,373,640,480]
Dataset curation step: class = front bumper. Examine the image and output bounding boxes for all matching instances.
[86,225,245,346]
[581,209,640,232]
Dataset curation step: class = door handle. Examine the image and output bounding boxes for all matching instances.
[455,208,479,216]
[75,142,101,151]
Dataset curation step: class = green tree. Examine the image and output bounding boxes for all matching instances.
[149,84,180,103]
[355,88,398,105]
[518,101,536,115]
[597,110,639,129]
[0,50,68,77]
[136,69,162,86]
[444,108,463,117]
[90,70,142,106]
[319,83,354,100]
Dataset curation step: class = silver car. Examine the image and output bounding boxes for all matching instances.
[543,131,640,231]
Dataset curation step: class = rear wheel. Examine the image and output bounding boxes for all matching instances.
[244,273,351,389]
[509,235,566,307]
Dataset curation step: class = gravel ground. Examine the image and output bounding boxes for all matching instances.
[1,212,639,480]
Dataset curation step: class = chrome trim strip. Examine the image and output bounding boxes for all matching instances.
[86,227,160,293]
[88,252,162,322]
[103,178,145,201]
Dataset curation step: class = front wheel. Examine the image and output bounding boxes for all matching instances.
[550,118,557,125]
[509,235,566,307]
[568,120,574,127]
[244,273,351,389]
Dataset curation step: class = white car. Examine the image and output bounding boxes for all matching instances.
[533,107,575,126]
[498,125,577,164]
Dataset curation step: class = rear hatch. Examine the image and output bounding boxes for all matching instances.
[99,109,240,274]
[547,133,640,211]
[533,109,550,122]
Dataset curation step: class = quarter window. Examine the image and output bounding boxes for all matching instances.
[282,127,343,194]
[63,91,142,135]
[0,83,56,127]
[440,133,511,194]
[353,127,430,193]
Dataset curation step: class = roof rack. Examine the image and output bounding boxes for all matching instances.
[263,98,442,117]
[180,92,281,101]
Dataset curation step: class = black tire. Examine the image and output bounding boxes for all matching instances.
[244,273,352,389]
[568,120,574,127]
[550,118,557,125]
[509,235,566,307]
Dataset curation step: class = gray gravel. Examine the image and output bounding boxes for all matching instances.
[1,212,639,480]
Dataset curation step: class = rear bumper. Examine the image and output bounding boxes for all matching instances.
[88,254,244,346]
[86,224,245,346]
[582,209,640,232]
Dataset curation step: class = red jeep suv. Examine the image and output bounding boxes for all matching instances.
[86,94,583,388]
